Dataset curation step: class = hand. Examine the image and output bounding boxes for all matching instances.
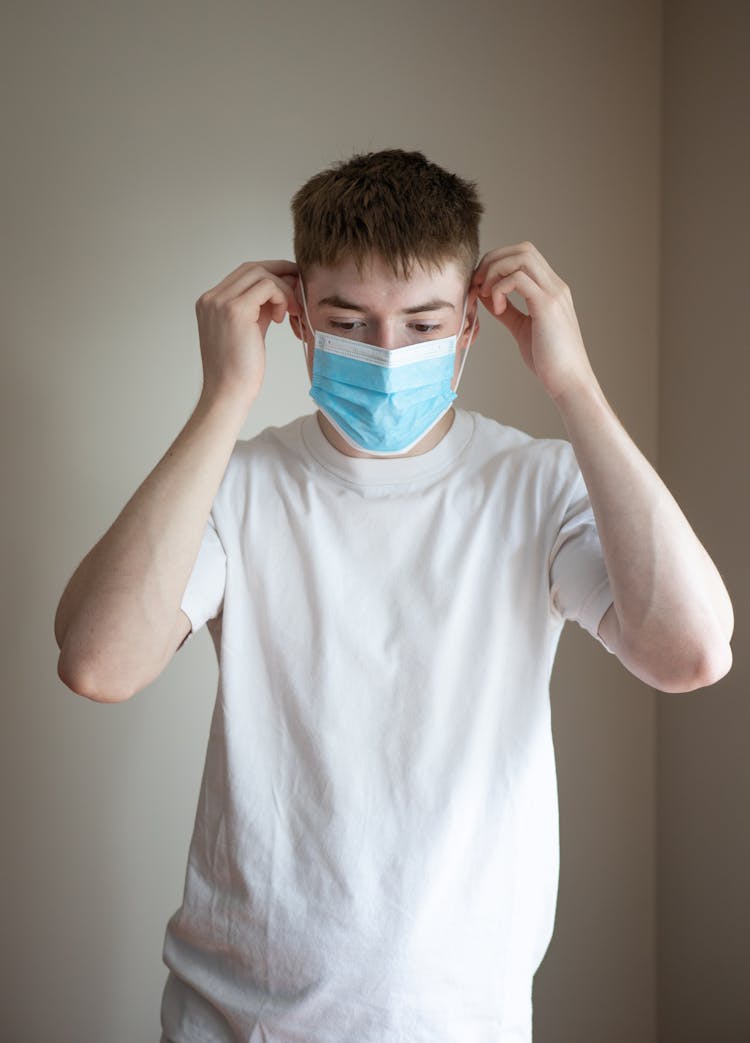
[195,260,299,411]
[472,242,595,401]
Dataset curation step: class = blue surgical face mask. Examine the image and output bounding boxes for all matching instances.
[297,279,477,457]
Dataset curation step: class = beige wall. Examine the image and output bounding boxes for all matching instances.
[3,2,697,1040]
[658,2,749,1039]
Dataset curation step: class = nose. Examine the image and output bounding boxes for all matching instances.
[372,322,407,350]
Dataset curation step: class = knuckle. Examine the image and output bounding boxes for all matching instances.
[195,291,211,312]
[259,276,284,300]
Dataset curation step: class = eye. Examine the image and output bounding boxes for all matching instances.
[329,320,365,332]
[412,323,442,334]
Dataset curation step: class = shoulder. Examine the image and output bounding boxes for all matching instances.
[454,411,587,542]
[461,409,579,487]
[213,414,310,506]
[232,414,307,463]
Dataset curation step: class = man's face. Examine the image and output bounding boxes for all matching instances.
[291,253,479,387]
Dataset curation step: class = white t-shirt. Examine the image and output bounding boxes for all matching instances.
[160,407,613,1043]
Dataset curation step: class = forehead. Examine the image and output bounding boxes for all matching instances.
[305,254,466,307]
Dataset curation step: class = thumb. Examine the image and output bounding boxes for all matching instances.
[491,295,527,341]
[476,282,530,346]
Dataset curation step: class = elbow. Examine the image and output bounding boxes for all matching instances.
[685,639,733,691]
[649,638,733,693]
[57,648,138,704]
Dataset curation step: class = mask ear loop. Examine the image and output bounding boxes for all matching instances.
[297,277,315,371]
[453,297,478,392]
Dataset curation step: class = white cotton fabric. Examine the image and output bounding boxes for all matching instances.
[160,408,613,1043]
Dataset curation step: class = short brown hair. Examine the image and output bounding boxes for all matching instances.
[291,149,483,283]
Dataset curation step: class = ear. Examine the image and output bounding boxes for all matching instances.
[290,313,314,383]
[288,312,304,340]
[468,315,480,346]
[460,297,480,348]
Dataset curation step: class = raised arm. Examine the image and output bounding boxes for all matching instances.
[472,242,733,693]
[55,259,299,702]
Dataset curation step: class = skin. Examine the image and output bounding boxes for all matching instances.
[471,242,734,689]
[54,245,733,701]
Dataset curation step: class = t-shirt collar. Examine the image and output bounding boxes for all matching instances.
[300,408,474,487]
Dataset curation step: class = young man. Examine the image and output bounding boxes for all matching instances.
[55,149,733,1042]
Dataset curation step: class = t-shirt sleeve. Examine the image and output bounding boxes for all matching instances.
[549,464,614,651]
[178,512,227,647]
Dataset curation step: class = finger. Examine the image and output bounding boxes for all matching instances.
[493,295,528,339]
[481,270,543,315]
[243,277,296,324]
[477,284,528,342]
[477,285,506,315]
[261,259,299,275]
[476,253,556,298]
[204,276,292,330]
[484,267,554,314]
[473,243,540,284]
[204,259,299,299]
[474,243,561,296]
[215,269,298,318]
[280,273,301,316]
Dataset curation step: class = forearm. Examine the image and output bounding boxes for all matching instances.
[555,376,733,689]
[471,241,732,689]
[55,392,247,700]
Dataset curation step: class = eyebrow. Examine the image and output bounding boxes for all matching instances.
[317,294,455,314]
